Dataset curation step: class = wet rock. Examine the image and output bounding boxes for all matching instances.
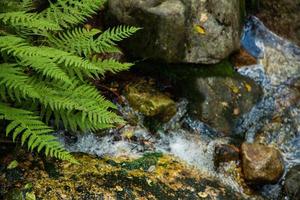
[189,75,262,135]
[214,144,240,167]
[262,46,300,85]
[108,0,244,64]
[124,79,176,122]
[255,0,300,46]
[241,143,284,184]
[1,152,249,199]
[241,17,300,85]
[283,165,300,200]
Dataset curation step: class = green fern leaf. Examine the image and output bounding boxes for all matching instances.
[42,0,105,28]
[0,11,61,31]
[0,103,77,163]
[95,26,141,53]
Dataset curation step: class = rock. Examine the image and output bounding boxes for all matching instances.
[214,144,240,167]
[108,0,244,64]
[189,74,262,135]
[124,79,176,122]
[284,165,300,200]
[0,152,249,199]
[254,0,300,46]
[261,46,300,85]
[241,143,284,184]
[241,16,300,85]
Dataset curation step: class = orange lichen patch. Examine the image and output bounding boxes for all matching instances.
[231,48,257,67]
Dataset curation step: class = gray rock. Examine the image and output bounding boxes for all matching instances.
[188,75,262,135]
[284,165,300,200]
[241,143,284,184]
[108,0,244,64]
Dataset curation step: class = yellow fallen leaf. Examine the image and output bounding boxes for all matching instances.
[194,25,206,35]
[245,83,252,92]
[231,86,239,94]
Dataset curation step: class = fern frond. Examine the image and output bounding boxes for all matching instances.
[92,58,133,74]
[0,0,138,163]
[47,27,101,56]
[24,78,123,131]
[19,55,72,84]
[96,26,141,53]
[0,63,39,101]
[47,25,140,57]
[42,0,105,28]
[0,11,61,31]
[0,0,34,13]
[0,35,104,77]
[0,103,77,163]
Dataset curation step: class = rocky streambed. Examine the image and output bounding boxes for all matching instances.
[0,17,299,200]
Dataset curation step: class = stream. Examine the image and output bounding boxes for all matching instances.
[57,17,299,199]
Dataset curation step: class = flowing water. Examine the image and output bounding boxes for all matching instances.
[58,17,300,199]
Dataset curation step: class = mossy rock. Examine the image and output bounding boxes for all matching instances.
[124,79,176,122]
[0,152,251,200]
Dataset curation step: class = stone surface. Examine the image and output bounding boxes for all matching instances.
[284,165,300,200]
[124,79,176,122]
[261,46,300,85]
[241,143,284,184]
[108,0,244,64]
[0,152,249,200]
[189,75,262,135]
[214,144,240,167]
[254,0,300,46]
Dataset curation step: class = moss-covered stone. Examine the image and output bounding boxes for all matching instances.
[124,79,176,122]
[0,152,250,199]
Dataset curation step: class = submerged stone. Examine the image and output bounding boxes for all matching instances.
[241,143,284,184]
[124,79,176,122]
[108,0,244,64]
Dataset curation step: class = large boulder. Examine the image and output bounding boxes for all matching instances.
[108,0,245,64]
[241,143,284,184]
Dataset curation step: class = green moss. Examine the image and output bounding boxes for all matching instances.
[120,152,163,170]
[107,152,163,171]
